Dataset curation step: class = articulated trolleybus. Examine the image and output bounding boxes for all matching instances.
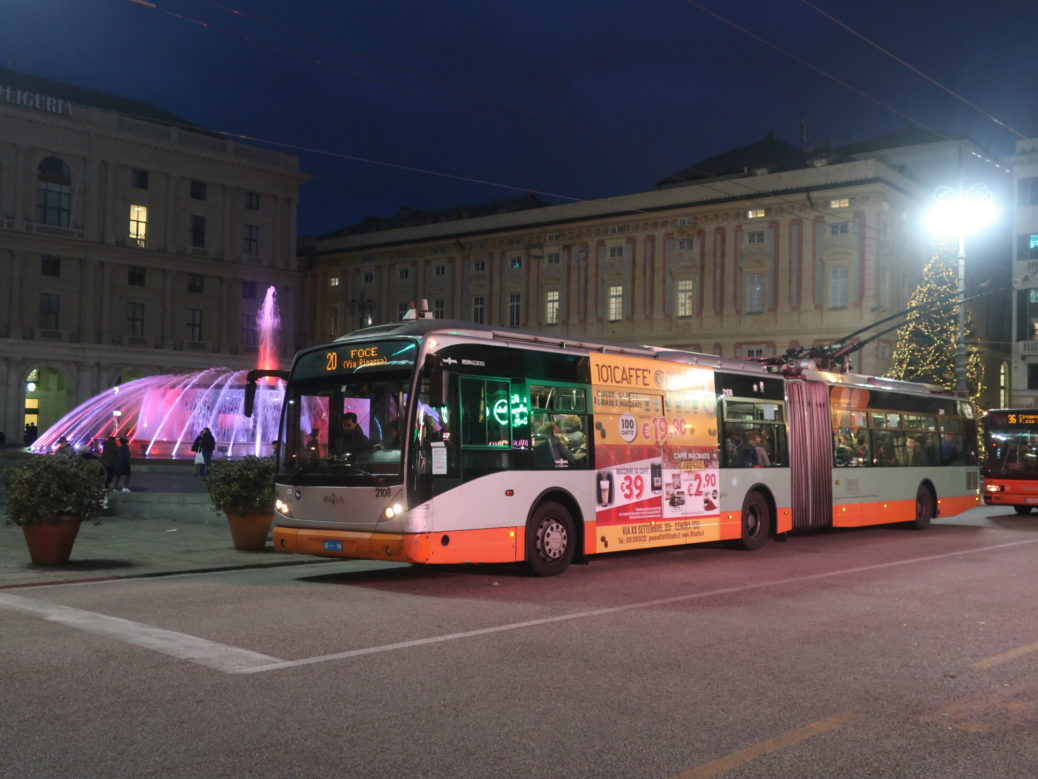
[251,320,979,576]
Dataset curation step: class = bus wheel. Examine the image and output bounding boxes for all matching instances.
[525,502,575,577]
[1013,506,1032,515]
[911,484,934,530]
[739,491,770,551]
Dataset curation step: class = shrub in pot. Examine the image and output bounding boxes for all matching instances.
[2,455,107,564]
[204,455,277,550]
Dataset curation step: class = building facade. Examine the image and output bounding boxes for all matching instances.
[1011,137,1038,406]
[303,132,1009,405]
[0,69,309,443]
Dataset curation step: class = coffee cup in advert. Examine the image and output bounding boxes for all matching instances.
[599,479,610,506]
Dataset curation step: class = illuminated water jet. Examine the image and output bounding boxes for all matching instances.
[32,286,286,460]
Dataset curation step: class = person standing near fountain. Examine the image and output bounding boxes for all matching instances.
[114,436,132,492]
[100,436,118,488]
[191,427,216,477]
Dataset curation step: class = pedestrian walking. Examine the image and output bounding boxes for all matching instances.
[114,436,132,491]
[191,427,216,477]
[100,435,118,488]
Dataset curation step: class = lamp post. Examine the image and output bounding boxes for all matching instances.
[925,183,997,394]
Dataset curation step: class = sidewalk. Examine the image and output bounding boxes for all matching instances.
[0,453,320,589]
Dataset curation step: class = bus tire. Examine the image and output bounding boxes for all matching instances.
[524,501,575,577]
[911,484,934,530]
[739,490,770,551]
[1013,506,1032,515]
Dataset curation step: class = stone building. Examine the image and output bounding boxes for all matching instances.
[0,68,309,443]
[302,129,1009,406]
[1010,137,1038,406]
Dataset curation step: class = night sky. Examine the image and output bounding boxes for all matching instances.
[3,0,1036,236]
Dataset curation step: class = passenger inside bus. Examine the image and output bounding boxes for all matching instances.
[558,415,586,459]
[533,418,577,468]
[331,412,370,458]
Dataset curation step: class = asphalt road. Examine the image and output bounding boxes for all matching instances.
[4,505,1038,778]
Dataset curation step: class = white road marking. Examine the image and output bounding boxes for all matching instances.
[238,535,1038,674]
[0,592,282,673]
[4,536,1037,675]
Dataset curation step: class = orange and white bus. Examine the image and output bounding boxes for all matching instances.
[250,320,980,575]
[982,409,1038,513]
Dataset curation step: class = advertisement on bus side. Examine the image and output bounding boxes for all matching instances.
[589,354,720,550]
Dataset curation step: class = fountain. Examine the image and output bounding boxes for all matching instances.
[31,286,286,460]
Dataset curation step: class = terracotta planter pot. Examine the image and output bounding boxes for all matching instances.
[225,512,274,551]
[21,514,82,565]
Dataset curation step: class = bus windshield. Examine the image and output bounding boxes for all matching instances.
[985,422,1038,478]
[279,371,410,484]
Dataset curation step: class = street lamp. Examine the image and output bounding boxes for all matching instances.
[925,183,997,394]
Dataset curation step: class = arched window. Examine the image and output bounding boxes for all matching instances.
[36,157,71,227]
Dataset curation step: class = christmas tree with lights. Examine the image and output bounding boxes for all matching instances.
[886,254,984,403]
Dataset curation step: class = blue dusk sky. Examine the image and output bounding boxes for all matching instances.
[2,0,1035,235]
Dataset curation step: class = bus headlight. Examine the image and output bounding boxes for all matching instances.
[384,502,404,519]
[276,498,292,516]
[983,483,1003,493]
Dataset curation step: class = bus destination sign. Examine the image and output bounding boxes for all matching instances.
[295,340,417,379]
[1006,412,1038,427]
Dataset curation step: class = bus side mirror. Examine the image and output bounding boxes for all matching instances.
[244,368,290,417]
[428,354,447,407]
[244,380,257,418]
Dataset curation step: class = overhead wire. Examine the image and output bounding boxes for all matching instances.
[122,0,1012,263]
[798,0,1029,141]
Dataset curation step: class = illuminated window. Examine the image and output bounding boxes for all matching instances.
[608,285,624,322]
[747,208,765,219]
[830,198,850,208]
[746,273,763,313]
[747,231,765,244]
[129,204,148,247]
[676,279,694,317]
[329,276,340,287]
[472,295,485,324]
[829,266,848,308]
[545,289,560,325]
[830,222,849,236]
